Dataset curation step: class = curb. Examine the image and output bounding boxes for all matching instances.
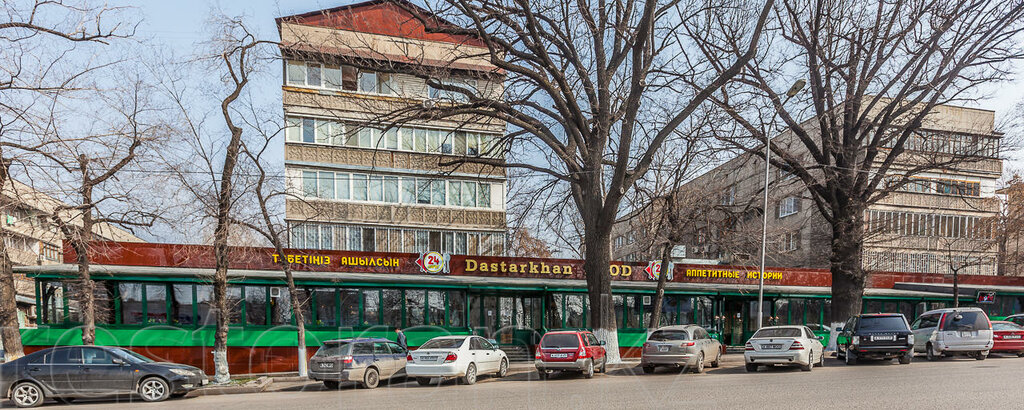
[193,376,272,396]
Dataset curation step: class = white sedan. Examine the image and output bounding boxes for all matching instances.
[744,325,825,372]
[406,335,509,385]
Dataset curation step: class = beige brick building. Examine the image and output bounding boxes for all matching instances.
[614,103,1003,275]
[1,178,143,327]
[277,1,507,255]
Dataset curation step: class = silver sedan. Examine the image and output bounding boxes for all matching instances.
[641,325,723,374]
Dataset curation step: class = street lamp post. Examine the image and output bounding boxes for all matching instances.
[757,80,805,330]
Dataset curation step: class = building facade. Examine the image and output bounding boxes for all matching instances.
[614,103,1003,275]
[17,240,1024,374]
[277,1,508,257]
[1,178,144,327]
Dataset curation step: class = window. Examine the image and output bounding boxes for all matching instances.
[427,290,445,326]
[401,178,416,204]
[448,291,466,327]
[368,176,383,202]
[245,286,267,326]
[478,183,490,208]
[782,231,801,252]
[340,289,360,326]
[318,171,335,199]
[146,284,167,323]
[170,284,194,325]
[720,185,736,205]
[384,177,399,203]
[363,290,380,326]
[314,289,337,326]
[778,196,801,218]
[302,119,315,143]
[382,290,402,327]
[323,65,342,89]
[120,283,143,324]
[358,71,377,93]
[286,61,306,86]
[352,174,368,201]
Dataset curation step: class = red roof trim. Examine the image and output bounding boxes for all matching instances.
[277,0,486,48]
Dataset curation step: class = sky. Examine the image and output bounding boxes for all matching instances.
[130,0,1024,165]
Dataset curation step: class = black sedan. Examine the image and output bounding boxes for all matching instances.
[0,345,208,407]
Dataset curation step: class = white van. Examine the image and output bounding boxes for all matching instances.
[910,307,993,360]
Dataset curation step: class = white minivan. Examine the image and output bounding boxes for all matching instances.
[910,307,993,360]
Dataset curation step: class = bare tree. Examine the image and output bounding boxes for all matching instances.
[707,0,1024,322]
[996,172,1024,276]
[323,0,777,362]
[0,0,134,358]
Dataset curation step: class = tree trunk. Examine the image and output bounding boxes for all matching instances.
[274,257,307,377]
[211,120,244,384]
[0,158,24,358]
[829,210,866,323]
[649,244,672,330]
[952,269,960,308]
[76,182,96,346]
[582,222,618,363]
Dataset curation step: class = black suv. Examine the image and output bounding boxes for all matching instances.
[837,313,914,365]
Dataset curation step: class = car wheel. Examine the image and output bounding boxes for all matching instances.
[323,380,340,389]
[817,350,825,367]
[976,352,987,361]
[800,352,813,372]
[899,352,912,364]
[416,377,432,386]
[582,359,594,379]
[599,357,607,373]
[845,350,856,365]
[362,367,380,389]
[497,358,509,377]
[642,365,656,374]
[692,353,705,374]
[926,343,939,361]
[744,363,758,372]
[139,377,171,402]
[710,351,721,368]
[11,382,44,408]
[1018,352,1024,358]
[461,363,477,385]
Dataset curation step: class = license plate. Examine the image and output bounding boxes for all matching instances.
[550,353,569,358]
[318,362,334,369]
[201,379,209,386]
[421,356,438,361]
[658,346,670,352]
[762,344,783,350]
[961,331,975,338]
[872,335,896,342]
[182,384,194,389]
[1004,335,1022,340]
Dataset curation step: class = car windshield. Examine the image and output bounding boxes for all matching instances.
[419,338,465,349]
[648,330,688,341]
[113,348,154,364]
[315,342,351,357]
[858,316,908,332]
[541,334,581,348]
[752,328,802,338]
[993,322,1024,331]
[942,311,989,331]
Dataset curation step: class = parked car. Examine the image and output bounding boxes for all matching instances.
[1005,314,1024,328]
[406,336,508,386]
[911,307,994,360]
[744,325,825,372]
[990,321,1024,357]
[0,345,207,408]
[641,325,722,374]
[535,330,607,379]
[836,313,914,365]
[308,338,407,389]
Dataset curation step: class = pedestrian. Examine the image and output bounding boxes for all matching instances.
[396,328,407,350]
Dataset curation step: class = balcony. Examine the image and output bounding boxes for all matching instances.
[285,144,506,178]
[873,192,999,212]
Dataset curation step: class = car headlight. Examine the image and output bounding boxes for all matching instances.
[907,335,914,345]
[170,368,196,376]
[851,336,860,345]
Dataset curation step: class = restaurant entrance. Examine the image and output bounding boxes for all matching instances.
[468,292,544,348]
[720,298,771,346]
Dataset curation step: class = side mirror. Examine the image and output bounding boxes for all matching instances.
[111,358,125,365]
[817,336,825,341]
[836,327,844,332]
[599,340,606,346]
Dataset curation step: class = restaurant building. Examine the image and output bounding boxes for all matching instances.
[15,241,1024,374]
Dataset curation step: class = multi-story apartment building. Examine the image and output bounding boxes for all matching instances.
[614,103,1003,275]
[1,178,143,327]
[277,1,507,256]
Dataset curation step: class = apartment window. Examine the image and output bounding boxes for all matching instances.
[478,183,491,208]
[782,231,801,252]
[384,177,399,203]
[358,71,377,93]
[286,61,306,86]
[429,77,478,103]
[351,174,368,201]
[720,185,735,206]
[368,176,384,202]
[778,196,801,218]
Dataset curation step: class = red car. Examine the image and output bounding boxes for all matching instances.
[535,330,608,379]
[991,321,1024,357]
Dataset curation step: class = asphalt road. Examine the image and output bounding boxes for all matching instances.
[17,354,1024,409]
